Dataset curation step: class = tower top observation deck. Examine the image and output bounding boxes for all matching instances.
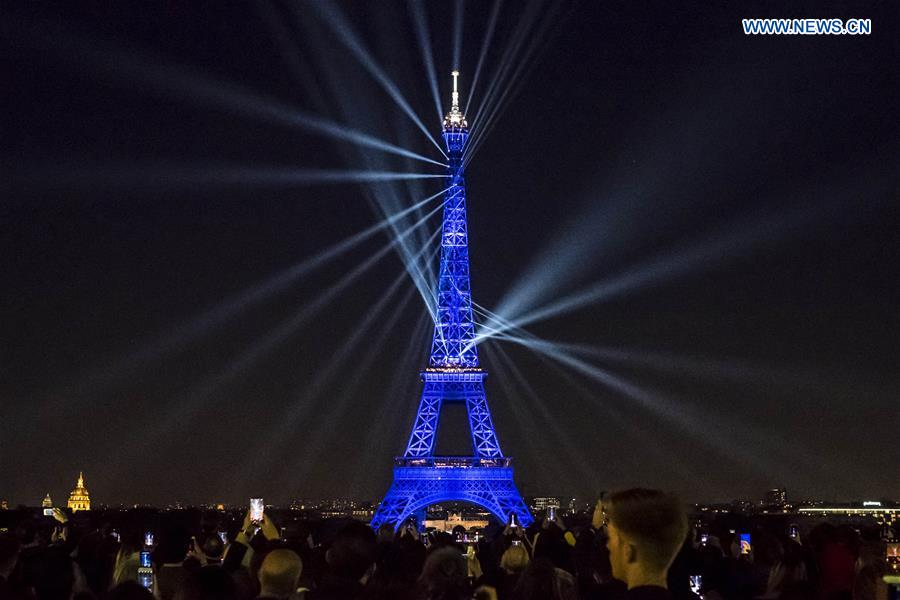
[443,70,468,131]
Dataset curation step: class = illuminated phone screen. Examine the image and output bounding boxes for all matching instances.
[250,498,264,523]
[138,571,153,590]
[886,542,899,559]
[740,533,752,554]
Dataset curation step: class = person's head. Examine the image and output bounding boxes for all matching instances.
[34,548,76,600]
[106,580,156,600]
[533,523,570,570]
[117,522,144,555]
[500,544,530,574]
[258,549,303,599]
[174,565,238,600]
[376,523,395,544]
[200,534,224,562]
[0,533,20,578]
[325,521,377,582]
[766,559,808,596]
[417,546,470,600]
[853,564,888,600]
[15,518,37,546]
[153,530,191,565]
[511,557,559,600]
[603,488,687,587]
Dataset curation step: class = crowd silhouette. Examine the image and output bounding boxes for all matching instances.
[0,488,894,600]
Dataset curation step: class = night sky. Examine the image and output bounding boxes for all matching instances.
[2,1,897,508]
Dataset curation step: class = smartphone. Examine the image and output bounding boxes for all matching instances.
[111,530,121,542]
[43,508,54,516]
[700,533,709,545]
[789,525,799,540]
[218,531,228,544]
[740,533,752,555]
[250,498,264,524]
[138,569,153,591]
[548,506,557,521]
[511,539,522,547]
[886,541,899,561]
[140,551,151,568]
[689,575,702,595]
[144,531,154,547]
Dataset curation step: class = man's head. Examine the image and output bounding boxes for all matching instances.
[325,521,376,582]
[376,523,394,544]
[500,544,530,574]
[200,534,224,562]
[603,488,687,587]
[258,549,303,599]
[34,548,76,600]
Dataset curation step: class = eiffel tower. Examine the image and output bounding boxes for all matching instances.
[371,72,533,530]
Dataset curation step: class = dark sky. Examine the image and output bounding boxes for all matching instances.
[2,1,898,508]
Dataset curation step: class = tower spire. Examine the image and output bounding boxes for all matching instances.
[444,70,467,129]
[452,70,460,111]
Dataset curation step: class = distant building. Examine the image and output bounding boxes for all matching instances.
[424,511,489,532]
[42,493,53,508]
[531,497,561,512]
[67,472,91,512]
[352,508,375,522]
[798,502,898,526]
[766,488,787,507]
[319,509,350,519]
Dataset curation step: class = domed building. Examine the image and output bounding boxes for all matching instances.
[67,472,90,512]
[42,493,53,508]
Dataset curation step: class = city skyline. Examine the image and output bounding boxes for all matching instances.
[6,472,898,511]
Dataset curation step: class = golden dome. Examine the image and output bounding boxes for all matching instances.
[67,471,91,512]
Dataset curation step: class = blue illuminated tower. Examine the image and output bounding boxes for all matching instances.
[371,72,533,530]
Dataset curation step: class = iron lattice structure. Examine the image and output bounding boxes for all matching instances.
[371,73,533,530]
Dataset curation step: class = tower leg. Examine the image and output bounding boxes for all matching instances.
[464,380,503,458]
[403,382,443,457]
